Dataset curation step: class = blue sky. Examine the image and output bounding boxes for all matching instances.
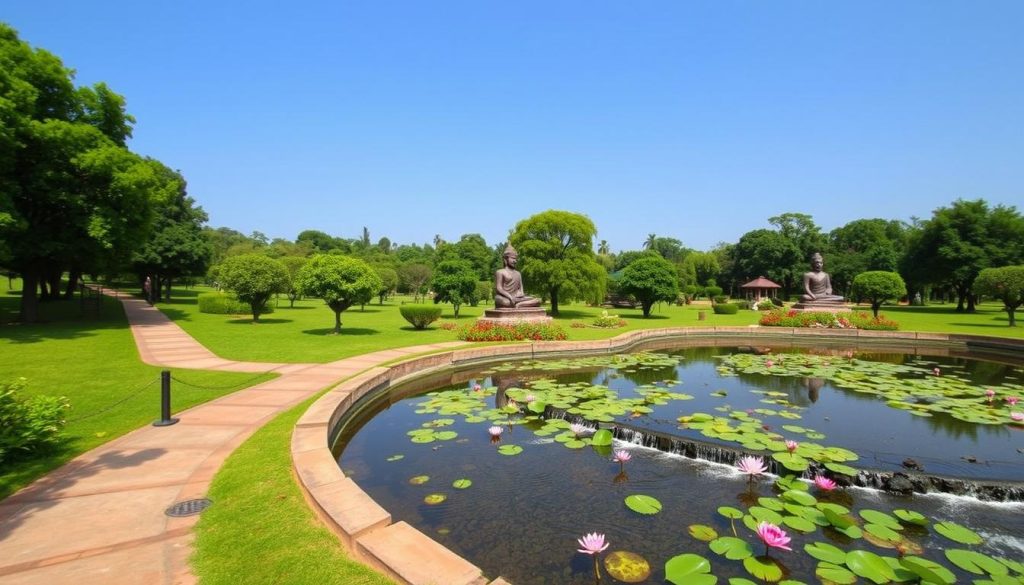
[5,1,1022,252]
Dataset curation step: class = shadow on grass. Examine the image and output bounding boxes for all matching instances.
[0,297,129,342]
[226,318,295,325]
[154,307,193,322]
[549,309,593,320]
[302,327,379,336]
[949,322,1013,329]
[273,305,315,310]
[622,314,671,321]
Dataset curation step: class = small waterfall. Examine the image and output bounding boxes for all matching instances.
[542,405,1024,502]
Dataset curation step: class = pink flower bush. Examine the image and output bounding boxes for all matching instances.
[986,388,996,402]
[756,522,792,553]
[737,456,767,481]
[813,475,837,491]
[576,532,609,555]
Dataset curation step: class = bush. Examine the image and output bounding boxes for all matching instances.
[712,295,728,304]
[759,309,898,330]
[756,298,775,311]
[400,305,443,330]
[457,321,568,342]
[198,292,272,315]
[704,285,723,298]
[592,310,627,328]
[712,302,740,315]
[0,378,69,464]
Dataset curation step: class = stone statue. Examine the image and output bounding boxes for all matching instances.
[800,252,844,303]
[494,245,541,309]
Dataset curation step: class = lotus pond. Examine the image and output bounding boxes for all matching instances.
[335,344,1024,584]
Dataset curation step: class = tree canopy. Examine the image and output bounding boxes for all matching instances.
[218,254,289,322]
[431,260,477,317]
[974,266,1024,327]
[850,271,906,318]
[618,255,680,317]
[295,255,381,333]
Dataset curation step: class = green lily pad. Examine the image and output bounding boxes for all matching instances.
[782,515,817,533]
[604,550,651,583]
[781,490,817,506]
[824,462,858,476]
[411,435,435,444]
[665,554,716,585]
[749,506,783,525]
[864,523,903,543]
[772,452,809,472]
[709,536,754,560]
[815,562,857,585]
[625,494,663,515]
[893,509,928,526]
[386,454,404,462]
[408,475,430,485]
[433,430,458,441]
[900,556,956,585]
[804,542,847,565]
[757,497,785,511]
[743,555,784,583]
[423,493,446,505]
[846,550,896,584]
[727,579,758,585]
[689,524,719,542]
[452,479,472,489]
[718,506,744,519]
[859,509,902,530]
[591,429,613,446]
[945,549,1009,576]
[934,520,982,545]
[497,444,523,456]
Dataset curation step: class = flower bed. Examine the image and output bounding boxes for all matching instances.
[457,321,568,342]
[759,309,899,330]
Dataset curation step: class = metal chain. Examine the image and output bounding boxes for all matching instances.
[169,372,269,391]
[67,377,159,423]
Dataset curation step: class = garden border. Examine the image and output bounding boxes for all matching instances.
[291,326,1024,585]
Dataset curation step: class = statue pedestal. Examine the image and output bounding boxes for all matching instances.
[790,302,851,313]
[480,308,552,324]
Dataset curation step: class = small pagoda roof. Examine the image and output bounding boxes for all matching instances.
[740,276,782,289]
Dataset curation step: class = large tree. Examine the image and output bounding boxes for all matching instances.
[906,199,1024,312]
[974,266,1024,327]
[436,233,497,281]
[827,219,908,296]
[295,255,381,333]
[508,210,606,315]
[851,271,906,318]
[218,254,289,322]
[398,263,432,302]
[729,229,802,296]
[618,255,680,317]
[431,260,477,317]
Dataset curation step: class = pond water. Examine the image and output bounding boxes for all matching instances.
[336,345,1024,584]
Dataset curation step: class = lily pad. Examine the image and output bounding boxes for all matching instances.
[385,454,404,462]
[934,520,982,545]
[665,553,717,585]
[846,550,896,584]
[408,475,430,485]
[945,549,1009,576]
[893,509,928,526]
[782,515,817,533]
[452,479,472,489]
[604,551,651,583]
[689,524,719,542]
[497,444,523,456]
[743,555,784,582]
[815,562,857,585]
[859,509,902,530]
[900,556,956,585]
[804,542,847,565]
[864,523,902,544]
[423,493,446,505]
[625,494,663,515]
[781,490,816,506]
[709,536,754,560]
[718,506,744,519]
[591,429,613,446]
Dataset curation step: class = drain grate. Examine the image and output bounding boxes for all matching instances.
[165,498,212,517]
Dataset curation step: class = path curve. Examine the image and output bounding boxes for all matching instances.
[0,294,465,584]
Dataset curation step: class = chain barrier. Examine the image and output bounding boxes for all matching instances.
[67,377,159,423]
[169,372,269,391]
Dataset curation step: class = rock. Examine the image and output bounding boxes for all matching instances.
[901,458,922,471]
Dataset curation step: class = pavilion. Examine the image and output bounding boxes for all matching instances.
[740,276,782,302]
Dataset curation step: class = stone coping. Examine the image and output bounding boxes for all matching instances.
[290,327,1024,585]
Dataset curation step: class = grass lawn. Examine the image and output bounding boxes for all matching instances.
[0,279,276,499]
[192,392,394,585]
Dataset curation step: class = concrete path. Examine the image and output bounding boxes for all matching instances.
[0,294,464,584]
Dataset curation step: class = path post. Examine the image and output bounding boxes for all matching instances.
[153,370,179,427]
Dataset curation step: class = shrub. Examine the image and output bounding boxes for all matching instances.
[439,321,458,331]
[198,292,272,315]
[712,295,728,304]
[400,305,443,330]
[712,302,740,315]
[756,298,775,311]
[457,321,568,342]
[592,310,627,328]
[0,378,69,464]
[759,309,898,330]
[704,285,723,298]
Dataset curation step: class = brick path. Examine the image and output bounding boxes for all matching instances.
[0,294,464,584]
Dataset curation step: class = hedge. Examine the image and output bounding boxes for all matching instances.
[399,305,443,330]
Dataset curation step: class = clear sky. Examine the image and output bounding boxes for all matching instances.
[5,1,1022,252]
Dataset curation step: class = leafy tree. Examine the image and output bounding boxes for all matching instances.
[906,199,1024,312]
[294,255,381,333]
[279,256,308,308]
[218,254,289,322]
[974,266,1024,327]
[649,237,688,263]
[643,233,657,250]
[431,260,477,317]
[398,263,432,302]
[296,229,343,253]
[682,251,721,287]
[203,227,251,265]
[471,280,492,307]
[374,265,399,304]
[598,240,610,255]
[618,255,680,317]
[436,233,497,281]
[730,229,802,296]
[614,250,659,272]
[509,210,606,314]
[851,271,907,317]
[377,237,392,254]
[828,219,908,295]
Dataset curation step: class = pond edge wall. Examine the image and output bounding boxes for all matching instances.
[290,326,1024,585]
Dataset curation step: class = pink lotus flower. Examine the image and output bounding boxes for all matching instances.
[525,394,537,402]
[576,532,609,555]
[737,456,767,480]
[756,522,792,553]
[785,440,799,453]
[986,389,996,401]
[765,360,775,368]
[1011,412,1024,422]
[571,423,589,437]
[488,426,503,437]
[933,368,941,376]
[613,450,631,464]
[813,475,837,491]
[472,383,482,391]
[1007,396,1020,406]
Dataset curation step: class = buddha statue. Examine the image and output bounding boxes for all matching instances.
[494,245,541,309]
[800,252,844,303]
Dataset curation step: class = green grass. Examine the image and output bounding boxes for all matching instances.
[192,392,394,585]
[0,278,276,499]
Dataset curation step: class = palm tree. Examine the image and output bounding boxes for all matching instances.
[598,240,610,255]
[643,233,657,250]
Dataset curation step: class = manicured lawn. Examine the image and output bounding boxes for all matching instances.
[0,279,276,499]
[192,392,394,585]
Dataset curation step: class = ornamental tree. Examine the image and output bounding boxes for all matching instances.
[509,210,606,315]
[974,266,1024,327]
[431,260,477,317]
[218,254,289,322]
[619,255,680,317]
[295,255,381,333]
[279,256,308,308]
[850,271,907,318]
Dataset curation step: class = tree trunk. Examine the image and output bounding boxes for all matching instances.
[20,269,39,323]
[1009,307,1016,327]
[47,269,62,301]
[966,292,976,313]
[871,301,881,318]
[642,301,653,317]
[64,267,81,299]
[333,310,342,334]
[955,285,967,312]
[550,289,560,315]
[454,302,460,318]
[165,277,172,301]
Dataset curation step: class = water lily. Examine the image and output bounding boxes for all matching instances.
[488,426,503,437]
[472,383,482,391]
[571,423,589,437]
[1011,412,1023,422]
[1008,396,1020,406]
[933,367,941,376]
[986,388,996,402]
[756,521,792,554]
[525,394,536,402]
[813,475,837,491]
[785,440,799,453]
[613,450,631,464]
[577,532,609,582]
[736,455,767,481]
[765,359,775,368]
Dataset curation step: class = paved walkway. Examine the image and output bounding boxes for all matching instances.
[0,294,465,584]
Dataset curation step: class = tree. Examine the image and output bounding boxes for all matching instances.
[279,256,308,308]
[828,219,908,295]
[730,229,802,296]
[374,265,399,304]
[682,251,721,287]
[618,255,680,317]
[218,254,289,322]
[295,255,382,333]
[509,210,606,314]
[436,233,497,281]
[296,229,342,253]
[851,271,907,318]
[431,260,477,317]
[398,263,432,302]
[974,266,1024,327]
[598,240,610,255]
[643,233,657,250]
